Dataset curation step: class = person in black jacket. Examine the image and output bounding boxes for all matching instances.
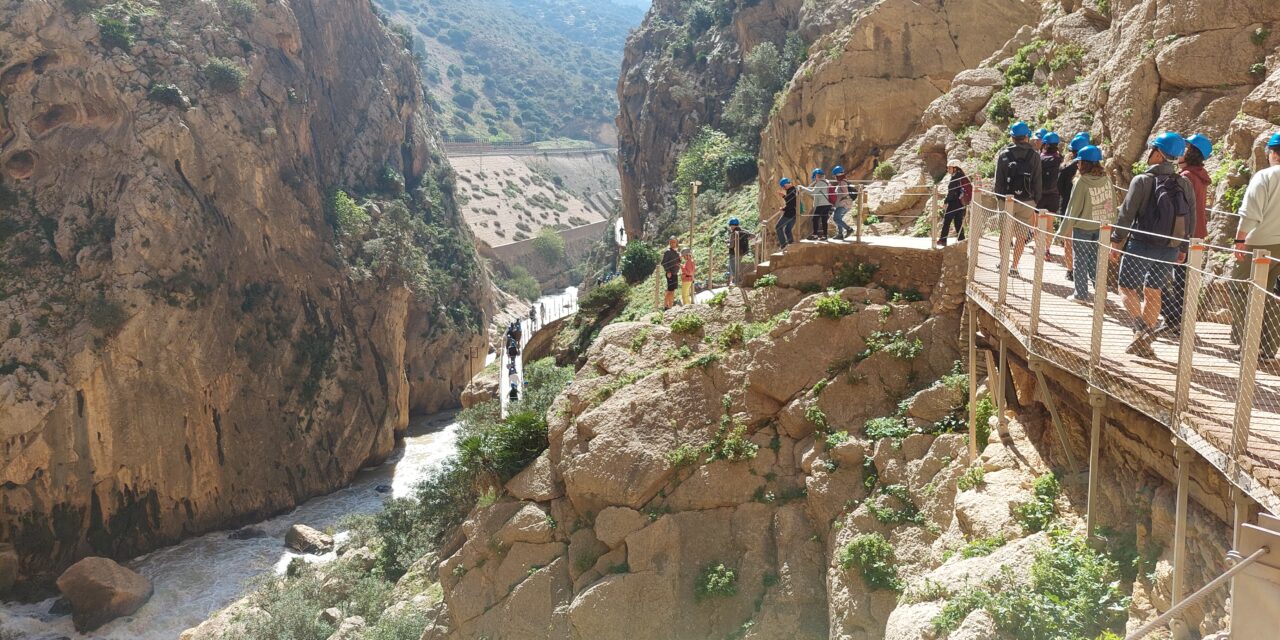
[940,161,970,247]
[727,218,754,285]
[1058,133,1091,280]
[661,236,681,309]
[776,178,797,250]
[994,121,1044,276]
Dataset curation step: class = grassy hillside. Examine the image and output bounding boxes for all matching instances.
[377,0,645,144]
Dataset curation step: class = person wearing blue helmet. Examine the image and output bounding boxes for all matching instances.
[1033,127,1049,151]
[1060,145,1113,302]
[1058,132,1093,280]
[1230,133,1280,360]
[1111,131,1195,358]
[808,168,832,240]
[727,218,754,286]
[995,121,1044,276]
[1160,133,1214,334]
[1037,132,1064,263]
[831,166,857,240]
[776,177,797,250]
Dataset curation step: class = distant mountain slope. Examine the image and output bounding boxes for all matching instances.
[378,0,646,144]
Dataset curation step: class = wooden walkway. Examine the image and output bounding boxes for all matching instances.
[967,230,1280,514]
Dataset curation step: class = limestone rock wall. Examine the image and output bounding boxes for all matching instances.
[0,0,488,589]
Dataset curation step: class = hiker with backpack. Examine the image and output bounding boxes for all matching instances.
[1110,132,1195,358]
[777,178,798,250]
[1058,132,1092,281]
[727,218,754,286]
[1230,133,1280,361]
[1037,132,1064,260]
[1060,145,1113,302]
[808,168,832,240]
[994,121,1044,276]
[832,166,857,240]
[1160,134,1214,335]
[661,236,681,309]
[940,160,972,247]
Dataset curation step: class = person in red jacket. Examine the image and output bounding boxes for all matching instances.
[1159,134,1213,335]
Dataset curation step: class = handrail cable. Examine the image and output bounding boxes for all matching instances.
[1124,546,1269,640]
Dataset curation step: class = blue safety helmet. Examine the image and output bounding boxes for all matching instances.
[1150,132,1187,159]
[1010,121,1032,138]
[1185,134,1213,160]
[832,165,845,175]
[1267,133,1280,150]
[1034,127,1049,140]
[1042,132,1061,145]
[779,177,792,187]
[1069,132,1091,153]
[811,168,824,178]
[1078,145,1103,163]
[729,218,740,226]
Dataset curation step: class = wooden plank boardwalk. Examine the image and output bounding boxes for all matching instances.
[967,230,1280,514]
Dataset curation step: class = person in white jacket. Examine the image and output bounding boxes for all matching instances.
[1231,132,1280,360]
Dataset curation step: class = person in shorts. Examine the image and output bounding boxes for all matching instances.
[661,236,681,309]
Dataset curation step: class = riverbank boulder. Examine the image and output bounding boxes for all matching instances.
[286,524,335,554]
[55,557,153,632]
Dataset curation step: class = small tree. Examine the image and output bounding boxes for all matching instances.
[619,241,659,285]
[204,58,247,93]
[532,227,566,264]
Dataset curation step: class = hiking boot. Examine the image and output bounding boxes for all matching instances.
[1065,270,1074,282]
[1126,328,1156,357]
[1066,294,1091,304]
[1008,267,1020,278]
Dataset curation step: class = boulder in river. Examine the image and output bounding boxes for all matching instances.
[228,526,269,540]
[55,557,153,632]
[286,524,334,553]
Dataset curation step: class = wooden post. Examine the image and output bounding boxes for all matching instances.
[689,181,701,250]
[856,188,865,243]
[1085,386,1106,537]
[1172,241,1206,426]
[1089,226,1112,382]
[929,193,939,249]
[998,199,1011,308]
[997,332,1009,437]
[1029,211,1047,339]
[966,193,982,286]
[1230,249,1271,485]
[967,304,979,464]
[1170,440,1192,640]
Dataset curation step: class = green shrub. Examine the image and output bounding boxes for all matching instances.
[1013,472,1061,533]
[328,189,369,237]
[1251,62,1268,78]
[674,127,745,208]
[204,58,247,93]
[704,421,758,462]
[960,533,1006,558]
[620,241,659,285]
[667,443,701,468]
[96,17,134,51]
[456,410,549,490]
[986,91,1015,123]
[695,563,738,602]
[830,262,879,289]
[708,290,729,306]
[859,330,922,360]
[225,0,258,23]
[825,430,850,449]
[754,274,778,288]
[814,293,853,319]
[957,465,986,491]
[532,227,567,264]
[87,295,128,336]
[687,353,720,369]
[724,152,758,187]
[973,395,995,451]
[867,484,924,526]
[147,84,188,109]
[839,533,902,591]
[580,279,629,316]
[873,162,897,181]
[805,405,828,430]
[670,313,705,334]
[1253,27,1270,46]
[717,322,744,348]
[865,416,911,440]
[499,266,541,302]
[1005,39,1047,88]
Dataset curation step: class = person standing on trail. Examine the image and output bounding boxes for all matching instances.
[679,248,696,305]
[808,168,832,240]
[540,302,546,323]
[529,305,538,329]
[1231,133,1280,361]
[994,121,1044,276]
[727,218,754,285]
[1036,132,1064,262]
[1033,128,1049,152]
[940,161,972,247]
[1060,145,1112,303]
[1160,134,1213,335]
[777,178,798,250]
[1059,132,1092,281]
[662,236,681,309]
[1111,132,1194,359]
[831,166,857,240]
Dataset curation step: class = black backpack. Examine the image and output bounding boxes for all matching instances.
[1002,146,1035,200]
[1040,154,1061,196]
[1133,174,1190,247]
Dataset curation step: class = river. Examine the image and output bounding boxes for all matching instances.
[0,288,577,640]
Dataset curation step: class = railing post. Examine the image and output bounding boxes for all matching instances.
[856,188,865,243]
[966,195,982,285]
[1171,241,1205,427]
[929,193,939,249]
[1089,227,1112,381]
[967,303,979,464]
[998,199,1011,308]
[1029,210,1047,340]
[1170,439,1193,640]
[996,331,1009,437]
[1085,385,1106,538]
[1230,249,1270,486]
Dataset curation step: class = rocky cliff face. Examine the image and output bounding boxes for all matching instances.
[616,0,804,237]
[0,0,488,590]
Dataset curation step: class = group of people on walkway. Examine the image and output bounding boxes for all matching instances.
[772,165,861,247]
